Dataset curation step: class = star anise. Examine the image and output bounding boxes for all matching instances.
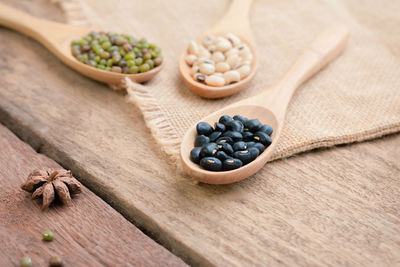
[21,169,82,209]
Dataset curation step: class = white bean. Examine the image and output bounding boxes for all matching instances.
[236,64,251,78]
[223,70,240,84]
[212,36,225,45]
[185,54,197,66]
[199,63,215,75]
[214,72,223,77]
[208,45,216,53]
[226,33,241,47]
[205,75,225,86]
[242,54,253,62]
[198,58,214,64]
[211,52,225,63]
[226,54,241,69]
[216,38,232,52]
[202,36,214,47]
[215,62,230,73]
[198,45,211,58]
[238,45,251,57]
[193,73,206,82]
[225,48,239,58]
[239,49,252,60]
[188,41,199,55]
[190,65,200,75]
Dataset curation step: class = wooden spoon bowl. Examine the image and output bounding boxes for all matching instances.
[180,25,350,184]
[0,3,163,87]
[179,0,257,98]
[181,104,279,184]
[179,36,257,98]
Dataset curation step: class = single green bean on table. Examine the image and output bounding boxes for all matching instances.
[71,31,163,74]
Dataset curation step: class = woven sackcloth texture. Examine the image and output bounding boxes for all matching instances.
[57,0,400,163]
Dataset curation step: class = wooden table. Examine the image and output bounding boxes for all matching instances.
[0,0,399,266]
[0,124,186,266]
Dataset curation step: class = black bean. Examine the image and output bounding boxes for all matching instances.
[216,136,234,145]
[200,142,219,157]
[200,157,222,171]
[194,135,210,147]
[259,124,273,136]
[233,115,248,123]
[233,141,247,151]
[248,147,260,159]
[190,147,202,163]
[233,150,254,164]
[219,115,233,126]
[228,120,244,132]
[246,141,256,148]
[244,119,263,132]
[216,151,232,162]
[214,122,226,132]
[216,142,234,155]
[222,131,243,142]
[254,142,266,153]
[209,131,222,142]
[196,122,213,135]
[242,131,254,141]
[223,158,243,171]
[253,132,272,146]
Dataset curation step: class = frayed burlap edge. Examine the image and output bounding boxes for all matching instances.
[124,78,182,164]
[124,77,400,165]
[270,122,400,161]
[56,1,400,168]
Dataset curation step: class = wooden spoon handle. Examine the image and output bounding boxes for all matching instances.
[206,0,254,41]
[266,25,349,119]
[0,3,75,43]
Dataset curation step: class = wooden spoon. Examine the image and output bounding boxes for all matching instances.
[180,25,349,184]
[0,3,163,86]
[179,0,257,98]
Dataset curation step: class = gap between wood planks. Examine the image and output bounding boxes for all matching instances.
[0,122,187,266]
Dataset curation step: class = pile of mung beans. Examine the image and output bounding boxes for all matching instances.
[190,115,273,171]
[71,31,163,74]
[185,33,253,87]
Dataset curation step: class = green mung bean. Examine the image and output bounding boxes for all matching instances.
[71,31,162,73]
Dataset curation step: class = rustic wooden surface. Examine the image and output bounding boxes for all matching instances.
[0,124,186,266]
[0,0,400,266]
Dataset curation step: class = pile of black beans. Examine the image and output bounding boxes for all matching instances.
[190,115,273,171]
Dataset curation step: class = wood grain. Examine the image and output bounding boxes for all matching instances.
[0,0,399,266]
[0,123,186,266]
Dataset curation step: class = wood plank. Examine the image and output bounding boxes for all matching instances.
[0,123,187,266]
[0,0,400,265]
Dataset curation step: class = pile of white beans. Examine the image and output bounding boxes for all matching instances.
[185,33,253,87]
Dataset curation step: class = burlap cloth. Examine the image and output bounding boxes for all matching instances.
[57,0,400,163]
